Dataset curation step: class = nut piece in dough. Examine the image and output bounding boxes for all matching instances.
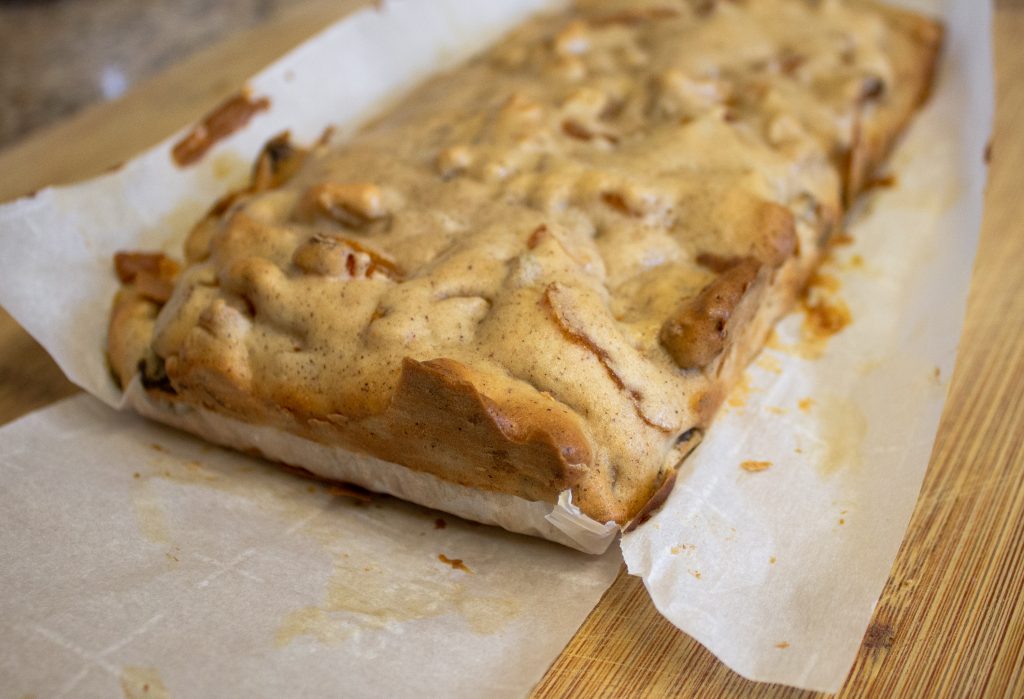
[301,182,390,227]
[660,258,761,370]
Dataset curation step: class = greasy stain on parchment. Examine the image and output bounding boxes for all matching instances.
[725,372,752,409]
[132,445,517,645]
[816,396,868,476]
[137,199,206,254]
[210,152,249,182]
[133,446,522,649]
[131,478,173,547]
[121,666,168,699]
[796,269,851,360]
[131,455,221,548]
[276,558,521,646]
[756,353,782,374]
[800,295,851,359]
[132,444,371,551]
[766,264,853,361]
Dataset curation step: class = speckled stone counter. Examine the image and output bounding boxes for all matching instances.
[0,0,302,150]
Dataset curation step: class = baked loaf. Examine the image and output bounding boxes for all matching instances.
[109,0,941,528]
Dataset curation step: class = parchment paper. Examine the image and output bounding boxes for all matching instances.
[622,0,993,690]
[0,0,992,694]
[0,395,623,698]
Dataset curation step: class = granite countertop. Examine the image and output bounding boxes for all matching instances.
[0,0,300,151]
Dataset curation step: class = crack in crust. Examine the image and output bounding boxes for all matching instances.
[543,282,673,433]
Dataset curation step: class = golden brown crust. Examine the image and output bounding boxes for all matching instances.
[108,252,182,388]
[108,0,943,528]
[840,3,945,202]
[149,347,628,521]
[359,358,604,515]
[108,289,159,389]
[659,257,762,370]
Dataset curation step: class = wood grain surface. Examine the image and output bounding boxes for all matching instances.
[1,2,1021,697]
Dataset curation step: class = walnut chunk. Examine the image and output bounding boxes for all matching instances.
[692,192,797,268]
[600,188,672,225]
[526,224,550,250]
[750,201,798,267]
[499,93,545,124]
[660,258,761,370]
[562,87,609,118]
[293,233,401,280]
[301,182,390,227]
[553,20,590,57]
[778,49,807,76]
[767,113,805,145]
[561,117,619,146]
[114,251,181,304]
[251,132,308,190]
[172,91,271,167]
[653,69,731,118]
[435,145,474,178]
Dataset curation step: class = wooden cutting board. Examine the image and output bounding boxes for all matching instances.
[1,2,1021,695]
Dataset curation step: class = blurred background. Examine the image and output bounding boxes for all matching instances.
[3,0,1022,153]
[0,0,299,150]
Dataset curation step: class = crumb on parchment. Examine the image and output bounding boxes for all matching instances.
[438,554,472,573]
